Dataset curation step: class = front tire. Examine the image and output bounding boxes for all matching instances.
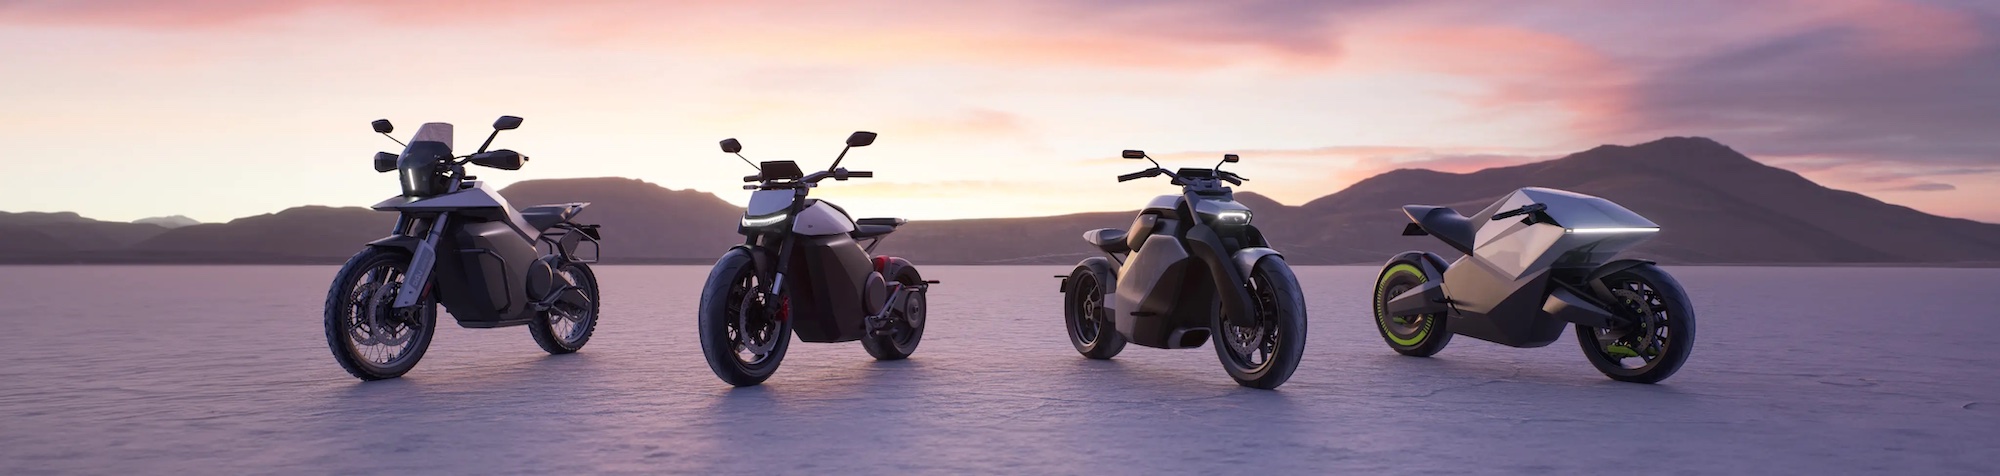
[861,267,927,361]
[697,249,792,386]
[530,261,600,354]
[1063,264,1124,359]
[1576,264,1696,384]
[1373,258,1453,357]
[324,247,437,381]
[1212,257,1307,389]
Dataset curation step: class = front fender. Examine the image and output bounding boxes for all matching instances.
[1232,247,1282,279]
[365,235,422,252]
[725,245,773,283]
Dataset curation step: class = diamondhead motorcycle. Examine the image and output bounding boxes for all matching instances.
[696,131,937,387]
[323,116,604,381]
[1056,150,1306,389]
[1376,187,1694,383]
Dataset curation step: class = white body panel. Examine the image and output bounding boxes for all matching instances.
[1471,187,1659,279]
[792,201,856,236]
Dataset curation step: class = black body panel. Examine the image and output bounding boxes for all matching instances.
[441,220,538,325]
[788,234,873,343]
[1441,259,1567,348]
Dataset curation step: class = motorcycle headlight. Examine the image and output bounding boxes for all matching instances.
[1208,210,1252,226]
[399,162,439,197]
[741,213,788,228]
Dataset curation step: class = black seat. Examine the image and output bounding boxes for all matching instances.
[1402,205,1474,254]
[1084,228,1130,254]
[851,217,907,239]
[521,202,589,232]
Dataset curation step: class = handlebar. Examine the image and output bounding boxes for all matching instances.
[1118,169,1160,182]
[1492,203,1547,220]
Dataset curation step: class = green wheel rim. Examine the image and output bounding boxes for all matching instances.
[1376,263,1434,346]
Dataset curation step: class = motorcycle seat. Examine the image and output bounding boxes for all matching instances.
[851,217,907,239]
[520,202,589,231]
[1402,204,1474,254]
[1084,228,1130,254]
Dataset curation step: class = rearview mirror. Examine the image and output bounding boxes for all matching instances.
[492,115,523,131]
[846,131,877,147]
[371,119,394,134]
[1222,154,1239,163]
[721,138,742,153]
[1122,150,1146,159]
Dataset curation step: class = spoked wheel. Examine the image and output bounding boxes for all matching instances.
[323,247,437,381]
[1212,257,1307,389]
[698,249,792,386]
[861,269,927,360]
[1063,265,1124,359]
[530,261,600,354]
[1577,264,1696,384]
[1373,258,1452,356]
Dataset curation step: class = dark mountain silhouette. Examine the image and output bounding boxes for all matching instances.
[4,137,1997,265]
[0,212,169,261]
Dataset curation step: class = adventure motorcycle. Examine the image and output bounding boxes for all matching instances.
[1057,150,1306,389]
[323,116,604,381]
[1376,187,1694,383]
[696,131,936,387]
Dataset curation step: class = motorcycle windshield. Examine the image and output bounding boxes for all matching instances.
[409,122,454,149]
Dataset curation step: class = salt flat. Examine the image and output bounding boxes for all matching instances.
[1,265,1995,474]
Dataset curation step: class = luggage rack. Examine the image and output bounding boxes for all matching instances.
[541,223,602,263]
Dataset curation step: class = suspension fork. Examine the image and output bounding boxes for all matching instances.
[393,213,449,308]
[760,234,794,317]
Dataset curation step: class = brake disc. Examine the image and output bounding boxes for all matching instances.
[1610,288,1659,355]
[736,292,778,355]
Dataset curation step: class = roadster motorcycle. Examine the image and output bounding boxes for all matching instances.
[696,131,936,386]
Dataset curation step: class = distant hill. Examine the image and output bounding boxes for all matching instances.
[4,137,1998,265]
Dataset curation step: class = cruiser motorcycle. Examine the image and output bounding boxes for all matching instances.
[1376,187,1694,383]
[323,116,604,381]
[1057,150,1306,389]
[696,131,936,387]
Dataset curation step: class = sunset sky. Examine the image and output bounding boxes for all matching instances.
[2,0,1996,223]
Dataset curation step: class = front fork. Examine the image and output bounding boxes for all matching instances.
[393,213,448,308]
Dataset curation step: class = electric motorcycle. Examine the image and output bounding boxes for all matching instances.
[1376,187,1695,383]
[696,131,936,387]
[1056,150,1306,389]
[323,116,604,381]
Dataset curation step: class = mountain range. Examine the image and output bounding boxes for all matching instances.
[5,137,1997,266]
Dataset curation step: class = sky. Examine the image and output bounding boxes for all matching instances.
[2,0,1997,223]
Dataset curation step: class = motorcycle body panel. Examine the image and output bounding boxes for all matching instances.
[793,201,856,236]
[785,231,874,342]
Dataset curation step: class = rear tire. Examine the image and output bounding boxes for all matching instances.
[324,247,437,381]
[1212,257,1307,389]
[1063,264,1125,359]
[1577,264,1695,384]
[861,267,927,360]
[1372,257,1453,357]
[530,261,599,354]
[698,249,792,386]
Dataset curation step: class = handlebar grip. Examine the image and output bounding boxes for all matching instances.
[743,174,762,182]
[1117,171,1150,182]
[849,171,873,178]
